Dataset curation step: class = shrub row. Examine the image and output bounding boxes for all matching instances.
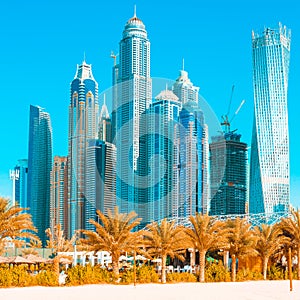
[0,263,298,287]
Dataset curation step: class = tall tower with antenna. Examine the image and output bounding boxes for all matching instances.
[115,7,152,216]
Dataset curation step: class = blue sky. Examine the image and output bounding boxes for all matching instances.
[0,0,299,207]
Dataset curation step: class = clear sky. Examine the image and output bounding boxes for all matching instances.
[0,0,299,207]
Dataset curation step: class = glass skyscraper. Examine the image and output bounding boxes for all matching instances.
[11,159,28,208]
[50,156,68,233]
[148,89,181,223]
[250,24,291,214]
[68,60,99,237]
[179,101,209,217]
[27,105,52,245]
[115,11,152,215]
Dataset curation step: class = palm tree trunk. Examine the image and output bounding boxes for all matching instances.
[53,255,60,285]
[262,256,268,280]
[297,246,300,280]
[199,250,206,283]
[161,255,167,284]
[112,255,119,278]
[231,254,236,282]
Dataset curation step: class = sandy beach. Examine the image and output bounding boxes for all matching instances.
[0,281,299,300]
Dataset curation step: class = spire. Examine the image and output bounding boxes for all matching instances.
[182,58,185,71]
[83,51,86,64]
[134,4,136,17]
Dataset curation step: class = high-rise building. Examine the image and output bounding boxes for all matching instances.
[148,89,181,223]
[250,24,291,214]
[50,156,68,233]
[209,132,247,216]
[98,97,112,143]
[10,159,28,208]
[85,139,116,230]
[115,10,152,215]
[179,101,209,217]
[173,68,199,104]
[27,105,52,244]
[68,60,99,237]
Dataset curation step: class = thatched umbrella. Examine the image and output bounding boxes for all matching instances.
[0,256,10,264]
[8,256,33,264]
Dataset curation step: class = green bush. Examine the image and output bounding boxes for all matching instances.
[0,265,35,287]
[35,270,58,286]
[120,265,159,284]
[167,272,197,283]
[205,261,231,282]
[236,268,264,281]
[65,265,113,285]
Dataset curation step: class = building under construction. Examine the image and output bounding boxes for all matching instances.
[209,131,247,216]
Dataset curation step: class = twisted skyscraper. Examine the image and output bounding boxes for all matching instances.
[250,24,291,214]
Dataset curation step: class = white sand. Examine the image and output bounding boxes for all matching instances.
[0,281,299,300]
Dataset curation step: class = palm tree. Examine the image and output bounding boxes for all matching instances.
[185,213,228,282]
[254,223,288,280]
[45,223,76,253]
[279,209,300,279]
[45,223,76,278]
[143,219,188,283]
[226,217,257,282]
[0,197,39,254]
[80,207,142,277]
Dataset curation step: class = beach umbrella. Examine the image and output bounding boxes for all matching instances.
[136,255,147,261]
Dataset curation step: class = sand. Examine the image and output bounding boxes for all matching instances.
[0,280,299,300]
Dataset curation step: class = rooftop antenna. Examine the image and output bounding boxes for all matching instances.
[182,58,185,71]
[166,83,168,91]
[83,51,86,63]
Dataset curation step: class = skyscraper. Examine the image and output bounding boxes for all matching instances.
[98,97,112,143]
[85,139,116,230]
[27,105,52,244]
[68,60,99,237]
[85,101,116,230]
[10,159,28,208]
[179,101,209,217]
[148,89,181,223]
[250,24,291,214]
[173,68,199,104]
[209,131,247,216]
[50,156,68,233]
[115,10,152,215]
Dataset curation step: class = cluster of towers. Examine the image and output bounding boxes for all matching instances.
[10,12,291,243]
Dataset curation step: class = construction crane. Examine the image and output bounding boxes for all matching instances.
[110,51,118,66]
[221,85,245,133]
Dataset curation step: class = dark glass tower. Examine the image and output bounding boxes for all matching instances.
[209,132,247,216]
[27,105,52,244]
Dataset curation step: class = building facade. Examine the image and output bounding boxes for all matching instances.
[147,89,181,223]
[210,132,247,216]
[10,159,28,208]
[68,60,99,237]
[173,69,199,104]
[27,105,52,244]
[179,101,209,217]
[50,156,68,233]
[250,24,291,214]
[85,139,116,230]
[115,11,152,216]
